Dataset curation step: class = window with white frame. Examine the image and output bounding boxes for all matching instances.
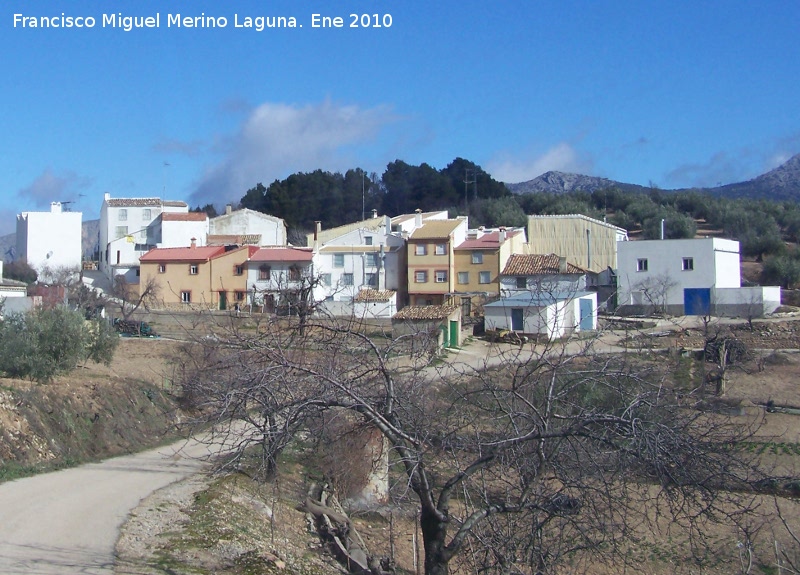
[115,226,128,239]
[479,271,491,284]
[321,273,332,286]
[457,271,469,284]
[142,209,151,221]
[472,251,483,264]
[341,273,354,286]
[434,243,446,255]
[637,258,648,272]
[180,291,191,303]
[415,270,428,283]
[682,257,694,271]
[365,273,377,287]
[365,253,378,267]
[415,244,427,256]
[189,264,199,275]
[118,209,127,222]
[333,253,345,267]
[158,264,166,274]
[435,270,447,283]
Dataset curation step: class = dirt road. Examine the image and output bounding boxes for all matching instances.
[0,438,214,574]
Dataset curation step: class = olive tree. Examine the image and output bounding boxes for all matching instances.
[174,315,766,575]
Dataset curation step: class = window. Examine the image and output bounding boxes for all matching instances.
[457,271,469,284]
[365,273,377,287]
[189,264,199,275]
[479,271,491,284]
[158,264,166,274]
[472,251,483,264]
[180,291,191,303]
[259,265,271,281]
[415,244,427,256]
[234,291,245,302]
[516,276,527,289]
[115,226,128,239]
[333,254,345,267]
[415,270,428,283]
[341,273,354,286]
[364,236,373,246]
[365,253,378,267]
[435,270,448,283]
[288,266,301,281]
[234,265,244,276]
[118,209,127,222]
[142,209,151,221]
[682,257,694,271]
[637,258,649,272]
[435,243,446,255]
[321,273,332,286]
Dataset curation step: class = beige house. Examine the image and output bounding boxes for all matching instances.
[406,218,468,306]
[526,214,628,272]
[140,243,256,310]
[453,228,526,317]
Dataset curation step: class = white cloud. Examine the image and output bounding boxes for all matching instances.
[16,169,93,208]
[486,143,591,183]
[190,100,396,207]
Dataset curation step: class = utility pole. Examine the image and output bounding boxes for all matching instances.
[464,169,476,215]
[362,170,365,221]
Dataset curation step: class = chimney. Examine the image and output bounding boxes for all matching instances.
[558,256,567,274]
[414,209,422,228]
[104,192,111,201]
[372,209,378,219]
[226,204,232,215]
[50,202,62,214]
[498,227,507,243]
[313,221,322,252]
[191,237,197,248]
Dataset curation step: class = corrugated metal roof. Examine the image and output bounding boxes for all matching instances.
[140,246,225,262]
[393,304,459,320]
[501,254,586,276]
[354,289,396,302]
[249,247,314,262]
[409,220,463,240]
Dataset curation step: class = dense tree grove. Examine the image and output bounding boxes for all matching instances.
[232,159,800,276]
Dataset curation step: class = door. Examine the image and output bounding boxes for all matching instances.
[579,298,594,330]
[219,291,227,310]
[449,320,459,348]
[511,308,524,331]
[684,288,710,315]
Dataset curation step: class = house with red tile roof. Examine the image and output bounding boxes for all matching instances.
[499,253,590,295]
[246,246,314,313]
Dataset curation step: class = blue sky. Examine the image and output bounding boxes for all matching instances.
[2,0,799,233]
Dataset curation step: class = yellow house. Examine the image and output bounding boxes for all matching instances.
[140,243,256,310]
[406,218,467,306]
[452,228,526,316]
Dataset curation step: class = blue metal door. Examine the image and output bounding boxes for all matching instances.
[684,288,711,315]
[511,308,524,331]
[579,298,593,330]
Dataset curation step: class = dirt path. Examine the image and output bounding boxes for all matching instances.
[0,437,215,575]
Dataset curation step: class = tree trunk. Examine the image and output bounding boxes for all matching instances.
[420,507,450,575]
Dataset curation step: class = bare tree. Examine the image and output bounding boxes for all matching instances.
[633,272,679,317]
[174,315,768,575]
[111,274,160,321]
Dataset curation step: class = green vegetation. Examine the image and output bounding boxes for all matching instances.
[0,307,118,382]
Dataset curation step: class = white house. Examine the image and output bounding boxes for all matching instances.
[99,194,189,282]
[209,206,287,246]
[246,246,314,313]
[616,237,781,317]
[484,291,598,341]
[16,202,82,278]
[500,253,589,296]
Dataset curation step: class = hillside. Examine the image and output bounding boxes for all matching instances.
[507,153,800,201]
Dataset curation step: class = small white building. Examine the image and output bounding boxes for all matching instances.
[484,291,598,341]
[16,202,82,278]
[209,206,287,246]
[616,237,780,317]
[500,253,589,296]
[246,247,314,313]
[353,289,398,319]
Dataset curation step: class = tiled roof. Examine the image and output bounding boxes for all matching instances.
[140,246,225,262]
[354,289,396,302]
[105,197,188,208]
[409,220,463,240]
[207,234,262,245]
[455,230,523,250]
[249,247,314,263]
[319,245,395,253]
[161,212,208,222]
[501,254,587,276]
[393,304,459,320]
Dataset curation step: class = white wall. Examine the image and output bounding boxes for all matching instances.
[210,209,287,245]
[16,203,82,274]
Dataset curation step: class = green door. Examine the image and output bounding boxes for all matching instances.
[449,320,458,348]
[219,291,227,310]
